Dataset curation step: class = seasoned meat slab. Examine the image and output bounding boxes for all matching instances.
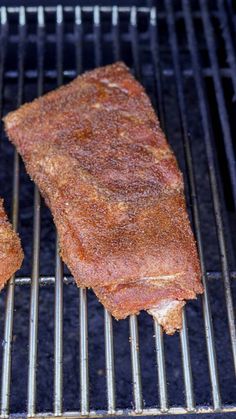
[0,199,23,289]
[4,62,203,333]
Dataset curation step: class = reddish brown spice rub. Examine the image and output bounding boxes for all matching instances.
[4,62,203,333]
[0,199,23,289]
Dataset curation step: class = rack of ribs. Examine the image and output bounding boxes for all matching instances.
[4,62,203,334]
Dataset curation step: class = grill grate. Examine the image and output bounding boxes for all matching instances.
[0,3,236,418]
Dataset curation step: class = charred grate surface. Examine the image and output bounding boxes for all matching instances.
[0,2,236,418]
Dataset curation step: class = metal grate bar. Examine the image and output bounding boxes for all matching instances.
[200,0,236,208]
[92,7,116,414]
[166,0,222,410]
[0,6,8,417]
[116,11,167,411]
[75,9,90,416]
[130,7,141,80]
[217,0,236,96]
[1,68,235,81]
[54,240,64,415]
[185,0,236,376]
[1,7,25,417]
[150,4,197,412]
[0,7,7,118]
[112,6,120,63]
[79,288,89,415]
[153,322,168,412]
[164,1,197,411]
[75,6,82,75]
[53,6,64,416]
[27,178,41,416]
[129,315,142,413]
[6,404,236,418]
[2,6,148,13]
[149,8,168,413]
[128,8,143,414]
[77,77,90,419]
[149,8,165,129]
[11,270,236,287]
[75,8,90,414]
[3,6,224,18]
[94,6,102,67]
[27,6,44,416]
[104,310,116,414]
[73,8,90,416]
[179,311,195,410]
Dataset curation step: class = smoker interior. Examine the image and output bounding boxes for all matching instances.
[0,2,236,418]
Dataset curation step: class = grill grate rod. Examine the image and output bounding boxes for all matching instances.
[151,3,197,412]
[74,6,82,75]
[184,0,236,376]
[179,312,195,410]
[112,6,120,66]
[0,6,8,417]
[79,288,89,415]
[54,242,63,415]
[73,7,90,416]
[27,6,44,416]
[0,7,7,118]
[53,5,64,416]
[129,315,143,413]
[217,0,236,99]
[128,8,145,414]
[104,310,116,414]
[1,68,234,82]
[77,8,89,416]
[167,0,222,410]
[2,6,223,18]
[12,270,236,286]
[73,6,90,415]
[7,405,236,419]
[153,324,168,412]
[94,6,117,414]
[163,1,197,411]
[94,6,102,71]
[200,0,236,208]
[1,7,25,417]
[149,7,169,413]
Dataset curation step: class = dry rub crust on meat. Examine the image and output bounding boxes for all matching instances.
[4,62,203,334]
[0,199,23,289]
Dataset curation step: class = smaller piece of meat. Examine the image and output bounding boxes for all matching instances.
[0,199,23,289]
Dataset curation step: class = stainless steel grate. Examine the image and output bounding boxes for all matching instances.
[0,2,236,418]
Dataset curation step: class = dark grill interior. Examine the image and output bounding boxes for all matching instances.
[0,2,235,418]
